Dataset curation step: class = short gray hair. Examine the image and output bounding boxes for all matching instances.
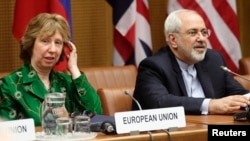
[164,9,198,42]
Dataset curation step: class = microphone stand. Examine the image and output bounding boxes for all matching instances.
[220,66,250,121]
[124,90,154,141]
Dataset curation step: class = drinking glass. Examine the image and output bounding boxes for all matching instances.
[56,117,72,136]
[73,115,91,135]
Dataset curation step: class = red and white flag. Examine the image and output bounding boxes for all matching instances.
[168,0,241,73]
[13,0,72,72]
[107,0,152,67]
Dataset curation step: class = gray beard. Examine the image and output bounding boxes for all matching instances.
[190,48,206,62]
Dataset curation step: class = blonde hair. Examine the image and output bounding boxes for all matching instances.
[20,13,70,63]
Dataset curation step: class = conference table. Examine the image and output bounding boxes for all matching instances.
[35,113,250,141]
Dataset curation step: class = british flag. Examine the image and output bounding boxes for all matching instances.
[107,0,152,67]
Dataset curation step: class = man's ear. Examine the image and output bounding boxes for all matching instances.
[168,33,178,48]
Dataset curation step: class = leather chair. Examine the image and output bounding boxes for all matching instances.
[80,65,137,90]
[80,65,137,116]
[233,74,250,91]
[239,57,250,75]
[97,86,134,116]
[0,72,9,78]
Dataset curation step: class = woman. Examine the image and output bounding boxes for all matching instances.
[0,13,103,126]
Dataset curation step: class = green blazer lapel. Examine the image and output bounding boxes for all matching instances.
[22,65,48,99]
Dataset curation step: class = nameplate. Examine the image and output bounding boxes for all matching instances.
[0,118,35,141]
[114,106,186,134]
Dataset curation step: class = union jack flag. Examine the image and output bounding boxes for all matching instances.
[107,0,152,67]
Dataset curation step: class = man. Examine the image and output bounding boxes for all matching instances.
[132,9,250,115]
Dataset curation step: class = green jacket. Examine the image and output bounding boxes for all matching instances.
[0,64,103,126]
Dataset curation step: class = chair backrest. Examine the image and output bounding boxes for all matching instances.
[233,74,250,90]
[97,86,134,116]
[80,65,137,90]
[239,57,250,75]
[0,72,9,78]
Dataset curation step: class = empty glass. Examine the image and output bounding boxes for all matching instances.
[73,115,91,135]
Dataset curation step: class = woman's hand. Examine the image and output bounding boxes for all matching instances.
[66,41,81,79]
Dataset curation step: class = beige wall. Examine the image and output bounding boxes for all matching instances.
[0,0,249,72]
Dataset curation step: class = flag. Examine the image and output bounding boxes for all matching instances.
[107,0,152,67]
[13,0,72,72]
[167,0,241,73]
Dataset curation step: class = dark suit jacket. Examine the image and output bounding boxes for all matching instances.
[132,46,249,114]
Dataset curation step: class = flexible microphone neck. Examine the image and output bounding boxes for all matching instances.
[220,66,250,82]
[124,90,142,111]
[124,89,155,139]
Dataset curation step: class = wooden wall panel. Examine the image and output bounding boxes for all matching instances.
[237,0,250,57]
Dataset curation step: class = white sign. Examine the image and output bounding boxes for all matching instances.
[0,118,35,141]
[114,106,186,134]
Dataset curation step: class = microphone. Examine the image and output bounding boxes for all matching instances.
[233,111,250,122]
[220,65,250,122]
[220,66,250,82]
[90,115,116,135]
[124,89,154,140]
[124,89,142,111]
[100,120,116,135]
